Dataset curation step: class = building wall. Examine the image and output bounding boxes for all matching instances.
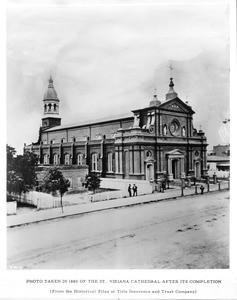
[36,165,88,190]
[25,92,208,189]
[42,118,133,144]
[213,144,230,156]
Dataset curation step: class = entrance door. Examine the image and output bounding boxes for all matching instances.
[172,159,180,179]
[195,162,201,178]
[146,163,154,181]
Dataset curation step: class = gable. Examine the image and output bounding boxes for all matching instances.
[159,97,194,114]
[166,149,184,156]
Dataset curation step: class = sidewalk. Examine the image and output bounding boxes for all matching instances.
[7,182,229,228]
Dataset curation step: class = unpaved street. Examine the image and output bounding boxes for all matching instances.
[7,191,229,269]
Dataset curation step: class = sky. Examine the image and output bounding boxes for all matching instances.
[6,0,230,154]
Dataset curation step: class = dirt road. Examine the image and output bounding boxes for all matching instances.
[7,191,229,269]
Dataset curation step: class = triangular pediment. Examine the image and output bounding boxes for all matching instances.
[166,149,184,156]
[159,97,194,114]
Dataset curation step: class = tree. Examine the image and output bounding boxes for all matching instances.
[41,167,70,213]
[6,145,38,198]
[84,173,101,193]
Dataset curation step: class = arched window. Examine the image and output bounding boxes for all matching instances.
[92,153,99,171]
[77,153,83,165]
[53,154,59,165]
[64,154,70,165]
[107,153,114,172]
[54,104,57,111]
[61,138,65,143]
[43,154,49,165]
[44,104,47,113]
[48,103,52,111]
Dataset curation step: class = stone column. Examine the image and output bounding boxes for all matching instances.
[167,157,174,181]
[181,157,184,173]
[160,150,164,171]
[119,148,123,174]
[189,148,193,171]
[168,158,172,175]
[203,149,207,169]
[141,150,144,174]
[115,150,119,173]
[129,148,133,174]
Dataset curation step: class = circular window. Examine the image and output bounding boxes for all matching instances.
[146,150,152,158]
[148,125,155,133]
[169,119,180,136]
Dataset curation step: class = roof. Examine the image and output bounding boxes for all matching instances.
[207,155,230,162]
[132,96,195,115]
[43,76,59,101]
[44,113,133,132]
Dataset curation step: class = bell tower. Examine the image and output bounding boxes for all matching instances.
[41,76,61,129]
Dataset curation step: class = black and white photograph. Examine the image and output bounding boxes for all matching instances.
[2,0,237,298]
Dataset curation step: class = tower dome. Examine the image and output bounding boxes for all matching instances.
[149,88,161,106]
[42,76,61,129]
[43,76,59,100]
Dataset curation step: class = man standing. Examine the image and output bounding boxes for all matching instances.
[128,184,132,197]
[133,184,138,196]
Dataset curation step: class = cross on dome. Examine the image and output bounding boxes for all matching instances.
[169,63,174,77]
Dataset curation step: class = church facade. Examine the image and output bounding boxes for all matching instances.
[24,76,208,188]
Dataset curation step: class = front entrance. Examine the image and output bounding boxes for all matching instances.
[166,149,185,181]
[195,161,201,178]
[172,159,180,179]
[146,163,154,182]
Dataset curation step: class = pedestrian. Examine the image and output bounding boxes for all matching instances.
[161,181,166,192]
[200,185,205,195]
[133,184,138,196]
[128,184,132,197]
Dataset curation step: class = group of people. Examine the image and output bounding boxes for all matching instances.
[128,184,138,197]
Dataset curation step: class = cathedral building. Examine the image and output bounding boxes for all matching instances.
[24,76,208,189]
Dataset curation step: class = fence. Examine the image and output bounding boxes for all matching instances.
[84,190,123,202]
[208,170,230,179]
[18,191,72,210]
[100,178,153,196]
[179,181,229,197]
[7,201,17,215]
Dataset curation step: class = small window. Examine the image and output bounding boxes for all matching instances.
[65,154,70,165]
[92,153,99,171]
[43,154,49,165]
[77,153,83,165]
[53,154,59,165]
[107,153,114,172]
